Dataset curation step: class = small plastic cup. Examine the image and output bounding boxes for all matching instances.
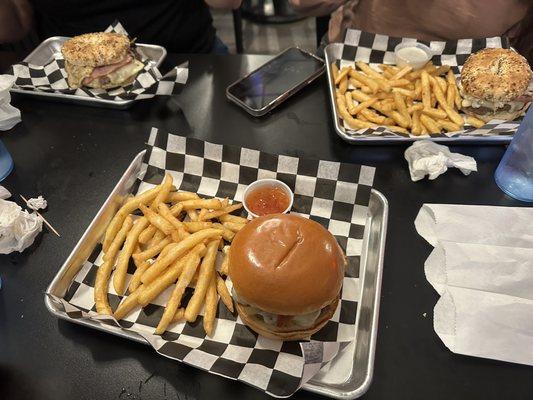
[394,43,432,70]
[243,179,294,218]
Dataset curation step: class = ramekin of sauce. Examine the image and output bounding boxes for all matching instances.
[243,179,294,218]
[394,42,432,70]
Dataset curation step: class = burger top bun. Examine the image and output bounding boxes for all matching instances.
[229,214,345,316]
[62,32,131,68]
[461,48,532,103]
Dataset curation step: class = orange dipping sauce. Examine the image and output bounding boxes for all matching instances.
[245,185,291,216]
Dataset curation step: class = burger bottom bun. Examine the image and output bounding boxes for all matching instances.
[464,103,530,123]
[236,296,339,341]
[84,74,137,90]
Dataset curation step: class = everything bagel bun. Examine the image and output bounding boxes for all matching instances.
[460,48,532,122]
[229,214,345,340]
[62,32,131,67]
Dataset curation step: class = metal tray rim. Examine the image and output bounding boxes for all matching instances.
[324,43,512,145]
[11,36,167,108]
[44,150,388,399]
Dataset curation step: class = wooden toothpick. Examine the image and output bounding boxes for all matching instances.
[19,195,61,237]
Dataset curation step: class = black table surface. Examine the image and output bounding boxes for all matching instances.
[1,54,531,400]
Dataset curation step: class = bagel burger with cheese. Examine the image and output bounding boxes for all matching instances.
[459,48,532,122]
[229,214,345,341]
[61,32,144,89]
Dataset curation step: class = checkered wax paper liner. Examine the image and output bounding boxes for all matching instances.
[47,127,376,397]
[7,21,188,101]
[332,29,520,139]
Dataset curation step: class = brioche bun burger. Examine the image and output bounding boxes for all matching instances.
[229,214,345,341]
[459,48,532,122]
[61,32,144,89]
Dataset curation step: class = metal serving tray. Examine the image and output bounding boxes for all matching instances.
[45,151,388,399]
[11,37,167,109]
[324,43,511,145]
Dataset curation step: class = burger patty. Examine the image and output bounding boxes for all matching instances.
[463,104,512,115]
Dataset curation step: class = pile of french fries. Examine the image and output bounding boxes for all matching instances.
[95,174,247,336]
[332,61,485,135]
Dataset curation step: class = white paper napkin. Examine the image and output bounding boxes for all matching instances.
[415,204,533,247]
[425,241,533,300]
[434,287,533,366]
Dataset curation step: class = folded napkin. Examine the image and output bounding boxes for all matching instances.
[415,204,533,247]
[416,204,533,366]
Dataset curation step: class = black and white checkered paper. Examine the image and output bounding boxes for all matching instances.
[47,127,376,397]
[333,29,520,139]
[7,22,188,101]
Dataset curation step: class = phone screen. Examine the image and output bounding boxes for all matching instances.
[227,48,324,111]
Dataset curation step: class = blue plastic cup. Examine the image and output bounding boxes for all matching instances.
[494,107,533,202]
[0,139,13,181]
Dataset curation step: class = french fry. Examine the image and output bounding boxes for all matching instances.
[172,308,185,323]
[348,78,363,88]
[356,61,386,81]
[392,87,415,98]
[390,111,410,128]
[95,217,134,314]
[435,76,447,94]
[128,259,151,292]
[155,247,203,334]
[421,71,432,109]
[199,203,243,221]
[407,104,424,114]
[138,225,157,244]
[216,275,234,313]
[141,228,222,285]
[431,79,464,126]
[349,70,379,94]
[391,65,413,80]
[334,66,350,85]
[352,98,378,115]
[180,198,222,211]
[359,108,386,124]
[466,115,485,128]
[183,221,214,232]
[103,186,161,251]
[150,174,173,209]
[420,114,441,133]
[446,83,456,108]
[211,223,236,242]
[421,108,448,120]
[411,111,422,136]
[113,217,149,295]
[184,240,220,322]
[138,243,206,307]
[139,204,175,236]
[103,216,133,262]
[393,92,411,124]
[360,86,373,94]
[421,123,429,135]
[187,209,198,221]
[203,276,218,337]
[389,78,411,87]
[158,202,186,232]
[337,95,374,129]
[384,125,409,135]
[219,253,229,276]
[345,92,357,115]
[167,191,200,203]
[438,119,462,132]
[338,77,348,94]
[113,288,143,320]
[331,62,339,82]
[147,229,166,249]
[133,236,172,263]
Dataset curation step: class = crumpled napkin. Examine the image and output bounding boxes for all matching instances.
[27,195,47,210]
[0,75,21,131]
[404,140,477,181]
[0,185,11,199]
[0,198,42,253]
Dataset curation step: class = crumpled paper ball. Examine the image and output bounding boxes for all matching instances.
[27,195,47,210]
[0,75,21,131]
[0,199,42,254]
[404,140,477,181]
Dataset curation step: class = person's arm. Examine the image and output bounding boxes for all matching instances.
[204,0,242,9]
[0,0,33,43]
[289,0,344,17]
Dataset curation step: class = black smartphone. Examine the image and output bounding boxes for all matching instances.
[226,47,325,116]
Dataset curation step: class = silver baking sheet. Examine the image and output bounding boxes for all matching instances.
[325,43,512,145]
[45,150,388,399]
[11,37,167,109]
